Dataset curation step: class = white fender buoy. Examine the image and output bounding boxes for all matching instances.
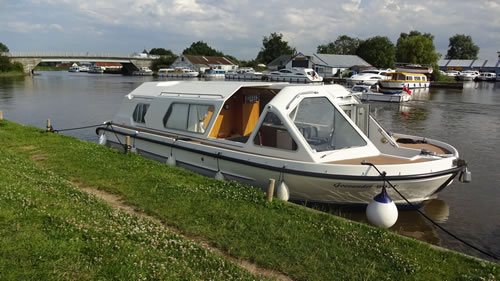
[98,133,107,145]
[166,155,176,166]
[366,187,398,228]
[277,181,289,201]
[215,170,225,181]
[130,146,137,153]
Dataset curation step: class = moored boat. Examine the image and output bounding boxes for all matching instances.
[267,68,323,83]
[225,67,263,80]
[455,70,479,81]
[68,63,80,72]
[88,65,105,74]
[351,84,411,103]
[158,67,199,77]
[133,67,154,76]
[476,72,496,81]
[346,69,393,86]
[378,72,430,93]
[203,68,226,78]
[96,81,470,206]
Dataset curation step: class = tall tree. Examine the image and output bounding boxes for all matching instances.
[446,34,479,59]
[149,48,175,56]
[395,31,439,64]
[0,42,8,53]
[182,41,224,57]
[256,32,296,64]
[317,35,361,55]
[356,36,395,69]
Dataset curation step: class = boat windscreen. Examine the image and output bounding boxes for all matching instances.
[289,97,367,152]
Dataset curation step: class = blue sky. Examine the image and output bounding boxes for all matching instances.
[1,0,499,61]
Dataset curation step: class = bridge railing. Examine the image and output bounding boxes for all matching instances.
[0,52,158,59]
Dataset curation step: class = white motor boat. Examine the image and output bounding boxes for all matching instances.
[68,63,80,72]
[476,72,496,81]
[97,81,470,206]
[444,70,460,77]
[158,67,199,77]
[79,65,89,72]
[225,67,263,80]
[203,68,226,78]
[379,72,430,93]
[456,70,479,81]
[267,68,323,83]
[351,84,411,103]
[88,65,105,74]
[346,69,392,86]
[133,67,154,76]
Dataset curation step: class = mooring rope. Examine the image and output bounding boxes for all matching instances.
[361,161,499,261]
[50,123,103,133]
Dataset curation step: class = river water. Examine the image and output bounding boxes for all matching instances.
[1,71,499,261]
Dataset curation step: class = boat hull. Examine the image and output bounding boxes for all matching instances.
[97,126,461,206]
[379,81,430,90]
[361,91,410,103]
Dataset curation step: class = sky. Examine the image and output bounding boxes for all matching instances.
[1,0,499,62]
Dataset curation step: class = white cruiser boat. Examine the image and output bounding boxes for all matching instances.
[476,72,496,81]
[88,65,105,74]
[158,67,199,77]
[346,69,392,86]
[379,72,430,93]
[267,68,323,83]
[456,70,479,81]
[351,84,411,103]
[203,68,226,78]
[225,67,264,80]
[68,63,80,72]
[133,67,154,76]
[96,81,470,206]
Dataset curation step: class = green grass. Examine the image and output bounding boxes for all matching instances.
[0,70,25,77]
[0,120,498,281]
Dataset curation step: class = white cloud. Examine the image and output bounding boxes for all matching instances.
[0,0,498,59]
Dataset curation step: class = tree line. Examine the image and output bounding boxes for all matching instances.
[147,32,479,73]
[0,43,24,73]
[0,32,480,74]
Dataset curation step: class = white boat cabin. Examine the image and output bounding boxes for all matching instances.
[113,81,376,163]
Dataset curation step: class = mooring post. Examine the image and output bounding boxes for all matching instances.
[0,111,3,120]
[46,119,51,132]
[125,136,131,153]
[267,178,276,202]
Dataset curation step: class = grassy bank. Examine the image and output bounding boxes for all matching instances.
[0,120,498,280]
[0,70,25,77]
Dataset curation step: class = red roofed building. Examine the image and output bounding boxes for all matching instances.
[172,55,237,73]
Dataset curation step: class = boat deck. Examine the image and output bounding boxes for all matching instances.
[393,138,451,155]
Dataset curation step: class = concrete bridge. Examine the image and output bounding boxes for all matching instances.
[0,52,155,74]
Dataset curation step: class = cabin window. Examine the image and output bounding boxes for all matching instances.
[163,103,214,134]
[132,103,150,124]
[253,112,297,151]
[289,97,367,152]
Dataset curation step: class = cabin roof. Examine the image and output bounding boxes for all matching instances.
[127,81,280,100]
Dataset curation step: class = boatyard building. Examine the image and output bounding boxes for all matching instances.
[172,55,237,74]
[285,53,371,78]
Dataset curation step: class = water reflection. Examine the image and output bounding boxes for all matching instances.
[302,200,449,247]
